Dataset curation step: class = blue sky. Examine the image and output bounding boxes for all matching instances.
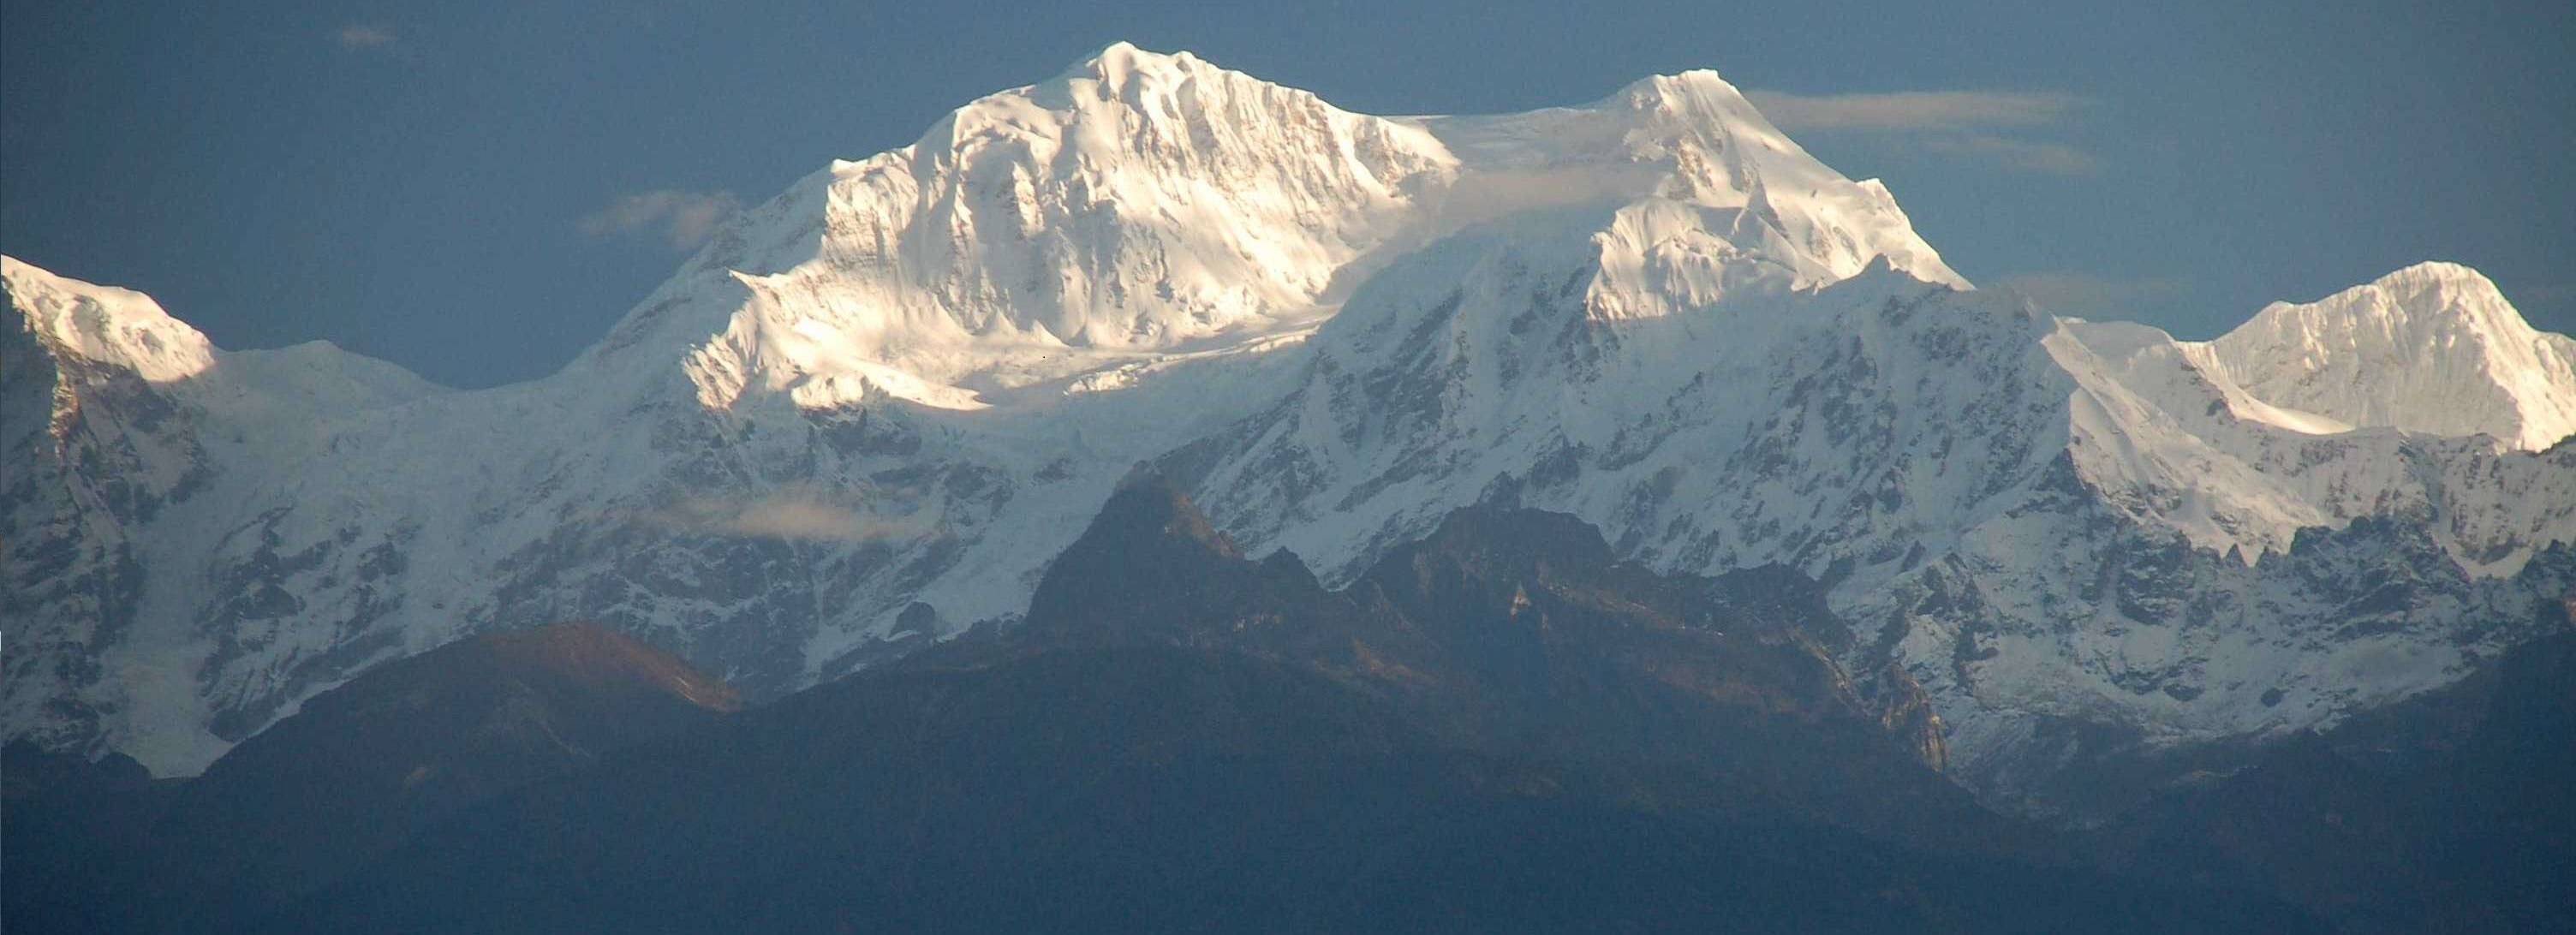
[5,0,2570,387]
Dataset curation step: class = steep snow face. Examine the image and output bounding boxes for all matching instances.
[599,42,1460,411]
[1175,241,2050,598]
[2048,316,2576,573]
[4,257,214,382]
[1413,71,1964,307]
[3,258,442,769]
[2192,262,2576,451]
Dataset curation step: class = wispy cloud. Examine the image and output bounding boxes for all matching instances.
[335,24,397,51]
[1924,135,2098,176]
[642,486,925,543]
[1744,90,2085,133]
[1995,271,2189,318]
[1744,88,2097,175]
[1422,164,1667,231]
[577,190,742,252]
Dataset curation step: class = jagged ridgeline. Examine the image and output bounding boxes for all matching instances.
[6,43,2573,821]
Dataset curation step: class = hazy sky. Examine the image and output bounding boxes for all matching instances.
[5,0,2571,387]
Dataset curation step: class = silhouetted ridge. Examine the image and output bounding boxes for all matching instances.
[1405,503,1621,572]
[135,621,738,930]
[462,620,744,712]
[996,487,1986,846]
[1019,471,1276,644]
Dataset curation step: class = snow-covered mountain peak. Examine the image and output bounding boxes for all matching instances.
[597,43,1460,411]
[2266,261,2532,342]
[1415,68,1968,304]
[588,46,1964,414]
[2195,261,2576,450]
[6,255,442,413]
[1606,68,1793,152]
[1317,68,1966,327]
[5,255,214,383]
[1052,40,1210,91]
[2354,258,2508,300]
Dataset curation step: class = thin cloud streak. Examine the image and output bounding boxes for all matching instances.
[1745,88,2097,176]
[641,487,926,543]
[577,190,742,252]
[335,24,397,50]
[1744,90,2085,133]
[1996,271,2190,319]
[1925,135,2099,176]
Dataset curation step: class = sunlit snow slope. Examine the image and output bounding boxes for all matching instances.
[2191,262,2576,452]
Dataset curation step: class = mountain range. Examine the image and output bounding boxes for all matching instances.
[6,43,2573,825]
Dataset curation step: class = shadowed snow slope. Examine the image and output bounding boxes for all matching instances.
[5,45,2571,812]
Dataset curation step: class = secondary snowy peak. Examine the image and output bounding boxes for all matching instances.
[593,45,1964,412]
[5,255,214,382]
[5,255,444,406]
[1412,68,1964,306]
[2193,262,2576,451]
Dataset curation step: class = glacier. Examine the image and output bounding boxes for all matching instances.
[5,44,2571,812]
